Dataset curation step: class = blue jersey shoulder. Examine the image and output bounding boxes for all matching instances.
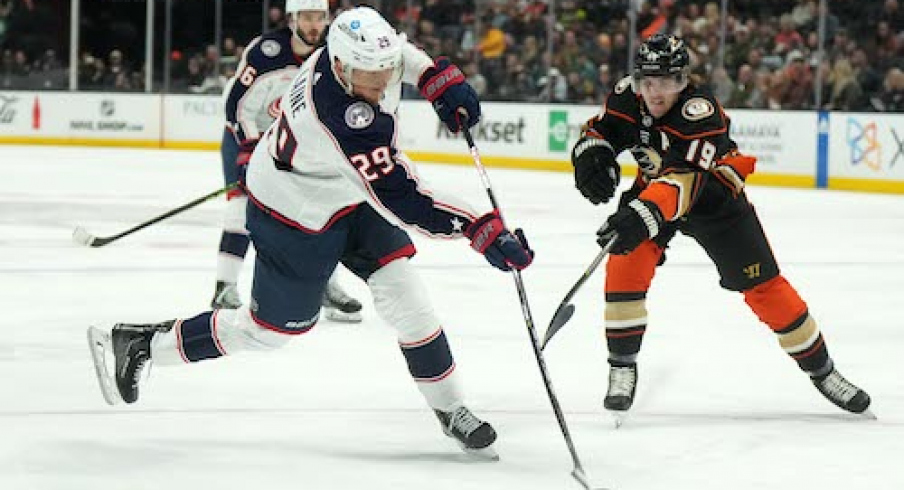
[312,49,395,157]
[245,28,302,74]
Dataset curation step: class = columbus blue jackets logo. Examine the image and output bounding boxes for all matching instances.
[345,102,375,129]
[261,40,281,57]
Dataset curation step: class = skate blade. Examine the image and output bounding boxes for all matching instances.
[87,327,121,406]
[323,307,362,323]
[859,409,877,420]
[459,443,500,462]
[608,409,629,429]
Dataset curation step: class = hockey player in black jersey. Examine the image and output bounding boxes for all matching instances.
[571,34,872,419]
[214,0,363,322]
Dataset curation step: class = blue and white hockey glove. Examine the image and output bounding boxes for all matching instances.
[418,57,481,132]
[465,211,534,271]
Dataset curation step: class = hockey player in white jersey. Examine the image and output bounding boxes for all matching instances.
[88,6,533,458]
[214,0,363,322]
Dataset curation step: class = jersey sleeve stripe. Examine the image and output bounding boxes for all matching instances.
[606,107,637,124]
[659,125,727,140]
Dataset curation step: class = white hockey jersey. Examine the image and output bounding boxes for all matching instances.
[223,28,302,142]
[245,44,485,237]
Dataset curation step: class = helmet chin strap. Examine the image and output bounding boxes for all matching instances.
[332,58,356,96]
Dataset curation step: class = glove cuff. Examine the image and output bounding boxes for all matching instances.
[418,59,465,102]
[628,199,663,238]
[464,212,501,253]
[572,136,614,161]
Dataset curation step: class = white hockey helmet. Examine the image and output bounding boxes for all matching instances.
[327,6,403,94]
[285,0,328,14]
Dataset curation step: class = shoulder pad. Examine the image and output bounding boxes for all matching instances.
[613,75,633,95]
[659,87,727,139]
[681,97,716,122]
[344,101,377,130]
[245,29,293,68]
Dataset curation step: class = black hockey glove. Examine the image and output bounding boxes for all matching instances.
[465,211,534,271]
[572,136,620,205]
[597,199,664,254]
[418,57,481,132]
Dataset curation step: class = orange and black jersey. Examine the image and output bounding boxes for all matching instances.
[582,76,740,221]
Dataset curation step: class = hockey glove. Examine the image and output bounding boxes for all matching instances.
[712,151,757,196]
[572,136,620,205]
[597,199,664,254]
[418,57,480,132]
[465,211,534,271]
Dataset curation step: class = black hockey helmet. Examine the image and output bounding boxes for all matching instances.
[633,34,690,85]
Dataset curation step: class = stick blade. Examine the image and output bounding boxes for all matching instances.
[571,466,610,490]
[541,303,575,351]
[72,226,97,247]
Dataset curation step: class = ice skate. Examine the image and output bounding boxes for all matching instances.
[211,281,242,309]
[87,321,173,405]
[812,367,874,418]
[434,406,499,460]
[604,363,637,428]
[322,276,362,323]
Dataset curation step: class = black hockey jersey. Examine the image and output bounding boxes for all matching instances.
[583,76,743,220]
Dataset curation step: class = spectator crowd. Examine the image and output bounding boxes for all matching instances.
[1,0,902,112]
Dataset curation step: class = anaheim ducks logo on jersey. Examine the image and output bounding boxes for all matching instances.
[682,97,715,121]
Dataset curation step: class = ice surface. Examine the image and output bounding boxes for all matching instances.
[1,145,901,490]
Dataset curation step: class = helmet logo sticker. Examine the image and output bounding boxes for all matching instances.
[261,40,281,57]
[682,97,715,121]
[345,101,375,129]
[350,20,361,30]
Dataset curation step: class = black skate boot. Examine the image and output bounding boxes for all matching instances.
[322,279,363,323]
[211,281,242,309]
[87,321,173,405]
[604,363,637,411]
[604,363,637,427]
[434,406,498,460]
[812,367,872,415]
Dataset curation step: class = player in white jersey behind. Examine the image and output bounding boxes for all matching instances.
[88,6,534,459]
[214,0,363,322]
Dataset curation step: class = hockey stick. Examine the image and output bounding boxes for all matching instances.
[72,183,238,248]
[460,121,607,490]
[540,234,618,351]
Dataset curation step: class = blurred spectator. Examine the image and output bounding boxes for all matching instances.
[825,59,864,110]
[0,0,900,113]
[774,14,804,56]
[782,50,814,109]
[538,67,567,103]
[874,68,904,111]
[463,61,486,98]
[727,64,757,108]
[709,66,735,105]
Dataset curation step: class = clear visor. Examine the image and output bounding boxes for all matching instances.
[631,73,688,94]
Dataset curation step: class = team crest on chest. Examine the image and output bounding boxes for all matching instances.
[261,40,281,57]
[682,97,714,121]
[345,101,375,129]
